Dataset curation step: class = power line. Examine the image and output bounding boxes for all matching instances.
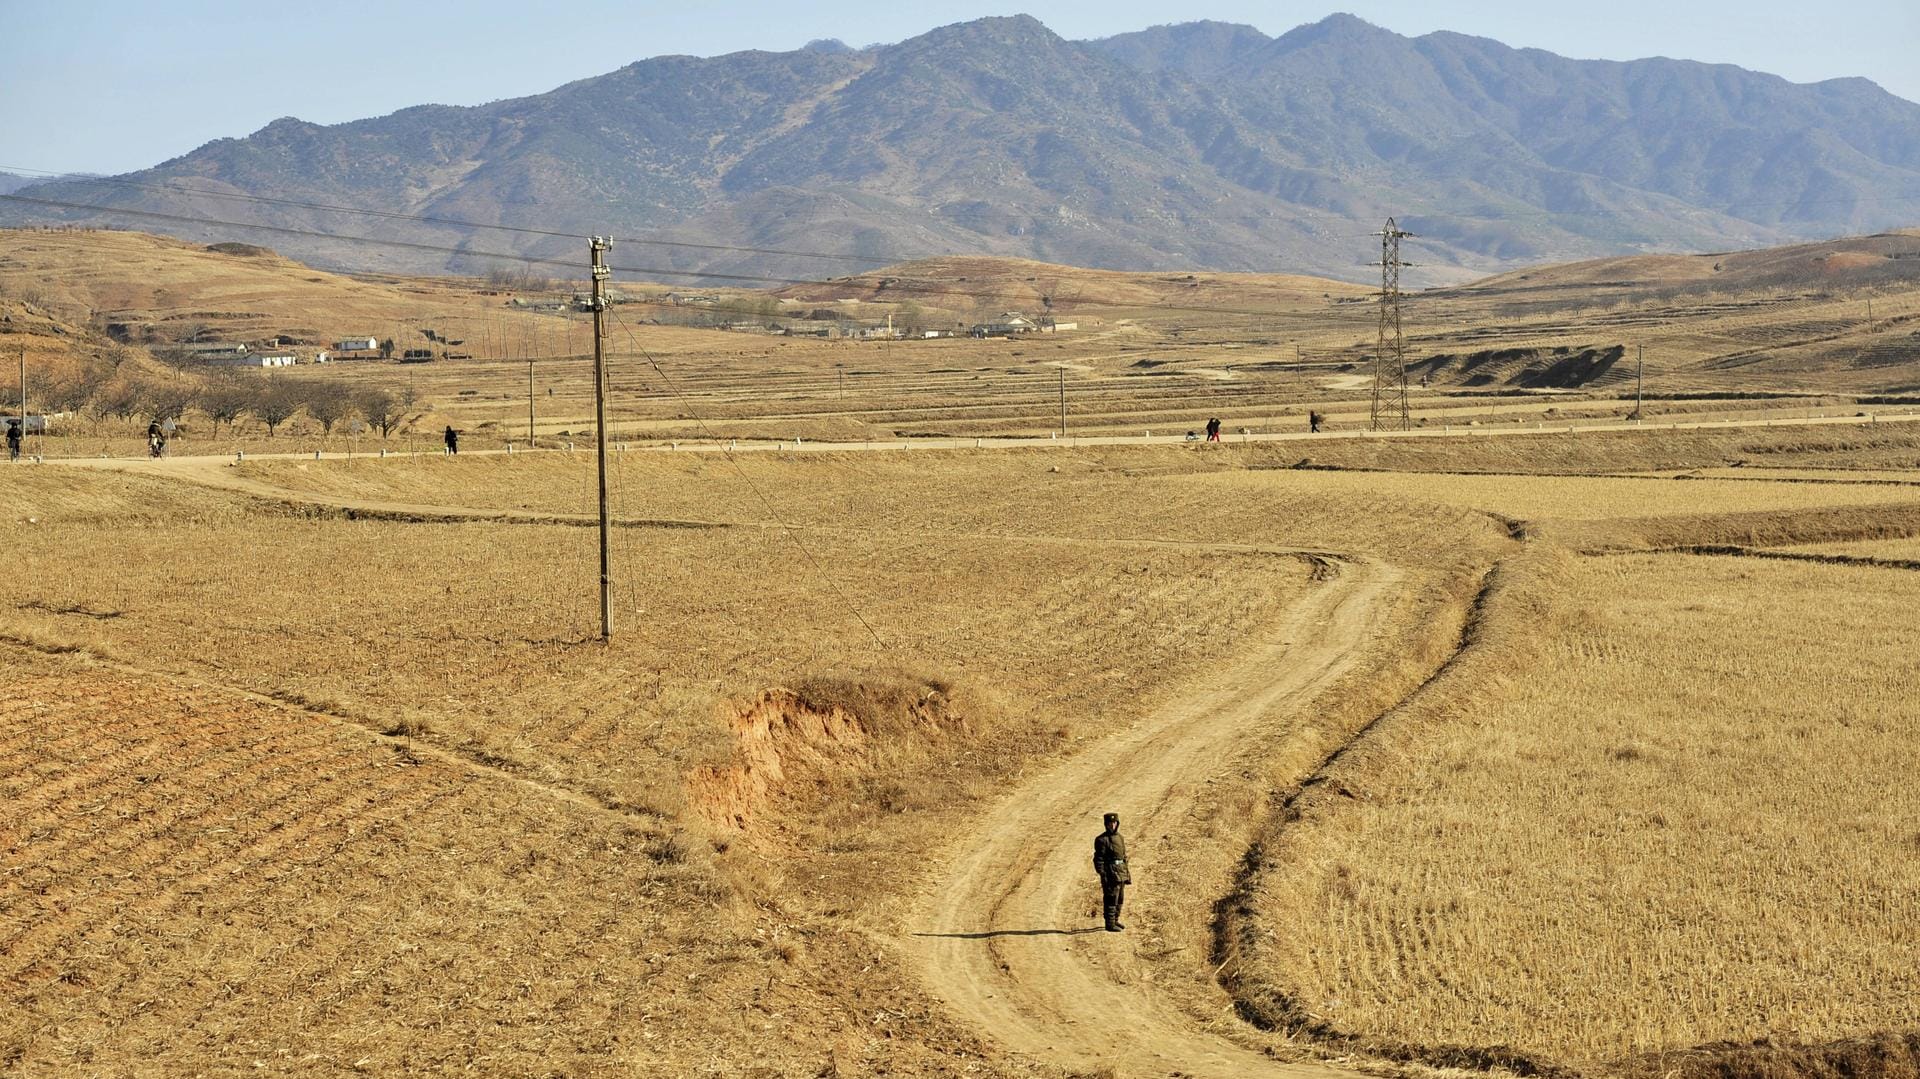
[608,305,890,654]
[4,190,1913,339]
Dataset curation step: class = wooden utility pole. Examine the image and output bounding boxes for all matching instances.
[590,236,614,642]
[527,359,536,444]
[1058,367,1066,436]
[1636,344,1645,421]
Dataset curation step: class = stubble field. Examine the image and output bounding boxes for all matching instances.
[1235,553,1920,1068]
[7,225,1920,1077]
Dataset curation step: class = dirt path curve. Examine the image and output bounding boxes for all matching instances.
[901,559,1395,1079]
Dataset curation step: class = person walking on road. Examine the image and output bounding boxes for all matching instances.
[1094,812,1131,932]
[6,418,20,462]
[1308,410,1323,434]
[1204,416,1222,442]
[444,425,459,455]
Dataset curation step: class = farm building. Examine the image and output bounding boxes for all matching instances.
[203,352,295,368]
[1,413,52,433]
[333,336,378,351]
[971,313,1039,337]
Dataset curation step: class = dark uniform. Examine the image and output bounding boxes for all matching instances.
[1093,813,1131,932]
[6,420,20,461]
[444,425,459,454]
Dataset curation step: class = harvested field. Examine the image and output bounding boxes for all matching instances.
[1233,553,1920,1068]
[0,650,1001,1077]
[1188,466,1920,521]
[9,223,1920,1077]
[1780,535,1920,560]
[7,454,1449,1077]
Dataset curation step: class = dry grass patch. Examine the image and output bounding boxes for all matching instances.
[1781,535,1920,560]
[1252,554,1920,1067]
[1193,466,1920,523]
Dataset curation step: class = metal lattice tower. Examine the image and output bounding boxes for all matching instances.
[1370,218,1415,432]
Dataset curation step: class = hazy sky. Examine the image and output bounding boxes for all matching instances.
[4,0,1916,176]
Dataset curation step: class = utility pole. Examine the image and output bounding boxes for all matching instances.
[1058,367,1067,437]
[590,236,614,642]
[1370,219,1415,432]
[17,347,25,448]
[527,359,536,444]
[1636,344,1645,421]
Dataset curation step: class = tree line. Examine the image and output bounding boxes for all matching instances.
[47,366,419,439]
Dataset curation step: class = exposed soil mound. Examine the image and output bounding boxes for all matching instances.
[1418,344,1626,389]
[689,675,972,834]
[204,242,275,258]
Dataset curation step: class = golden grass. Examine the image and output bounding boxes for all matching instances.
[1692,466,1920,483]
[11,224,1920,1076]
[1252,553,1920,1066]
[1189,466,1920,522]
[1782,536,1920,560]
[10,456,1460,1074]
[1,470,1328,821]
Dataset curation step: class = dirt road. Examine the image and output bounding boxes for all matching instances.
[901,560,1395,1078]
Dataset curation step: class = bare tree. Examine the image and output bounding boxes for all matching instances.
[98,380,150,422]
[143,380,199,424]
[356,385,404,438]
[252,380,301,437]
[40,373,97,417]
[200,374,253,433]
[302,382,356,436]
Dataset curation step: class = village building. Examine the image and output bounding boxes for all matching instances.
[203,351,296,367]
[970,312,1039,338]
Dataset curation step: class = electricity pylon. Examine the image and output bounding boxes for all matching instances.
[1371,218,1415,432]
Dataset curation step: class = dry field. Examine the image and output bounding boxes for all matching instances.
[7,453,1504,1077]
[1188,466,1920,522]
[9,225,1920,1078]
[9,227,1920,463]
[1228,552,1920,1069]
[1780,535,1920,560]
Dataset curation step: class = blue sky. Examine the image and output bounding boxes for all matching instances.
[3,0,1915,176]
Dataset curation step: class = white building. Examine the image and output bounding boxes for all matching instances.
[204,352,295,368]
[333,336,379,351]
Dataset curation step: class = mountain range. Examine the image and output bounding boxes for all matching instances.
[6,13,1919,286]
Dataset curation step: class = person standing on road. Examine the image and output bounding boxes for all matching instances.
[444,425,459,455]
[6,419,20,462]
[1205,417,1222,442]
[1094,812,1131,932]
